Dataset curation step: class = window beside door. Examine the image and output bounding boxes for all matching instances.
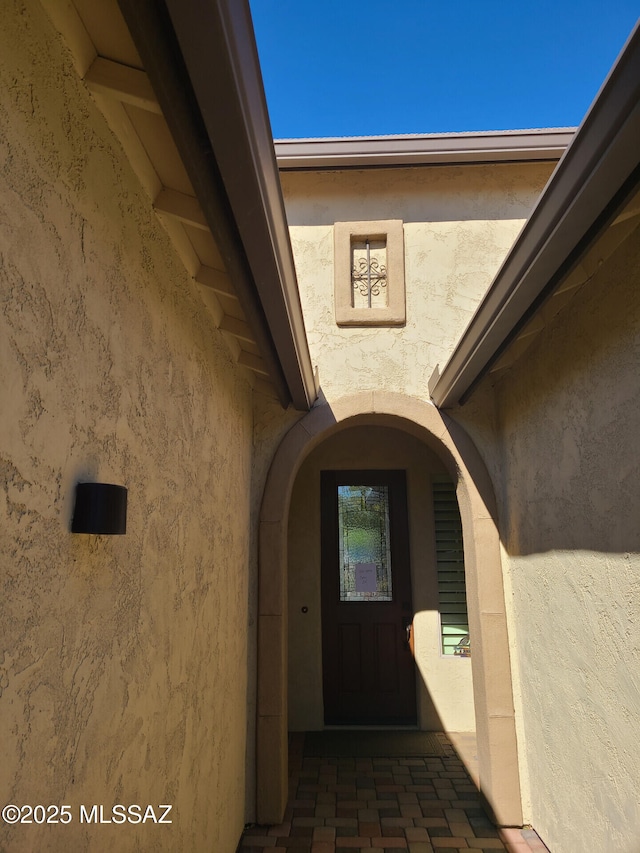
[432,477,470,656]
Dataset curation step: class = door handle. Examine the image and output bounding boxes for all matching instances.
[402,618,415,656]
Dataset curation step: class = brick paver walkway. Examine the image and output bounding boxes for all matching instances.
[239,733,550,853]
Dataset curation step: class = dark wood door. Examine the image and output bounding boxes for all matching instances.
[321,470,416,725]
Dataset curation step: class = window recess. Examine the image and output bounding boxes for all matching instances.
[334,219,405,326]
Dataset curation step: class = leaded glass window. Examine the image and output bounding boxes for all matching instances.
[337,484,393,602]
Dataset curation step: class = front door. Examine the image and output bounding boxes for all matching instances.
[321,470,416,725]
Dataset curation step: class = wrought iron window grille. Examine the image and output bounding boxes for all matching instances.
[351,238,387,308]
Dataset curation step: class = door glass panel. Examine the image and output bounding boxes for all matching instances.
[337,485,393,602]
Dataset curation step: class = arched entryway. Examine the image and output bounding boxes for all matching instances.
[256,392,522,828]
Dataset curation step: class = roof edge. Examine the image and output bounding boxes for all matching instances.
[119,0,317,411]
[429,21,640,408]
[275,128,575,171]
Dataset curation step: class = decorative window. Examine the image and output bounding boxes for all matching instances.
[337,484,393,603]
[334,220,405,326]
[351,239,388,310]
[432,477,470,656]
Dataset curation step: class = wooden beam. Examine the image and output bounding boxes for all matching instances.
[85,56,162,114]
[252,377,278,399]
[154,188,208,230]
[612,187,640,225]
[118,0,295,408]
[195,265,237,299]
[40,0,96,79]
[219,315,255,344]
[237,351,269,376]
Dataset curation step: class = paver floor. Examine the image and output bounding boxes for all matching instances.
[239,732,550,853]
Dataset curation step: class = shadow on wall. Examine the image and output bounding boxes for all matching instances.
[484,230,640,558]
[279,163,554,227]
[260,391,523,828]
[287,422,477,735]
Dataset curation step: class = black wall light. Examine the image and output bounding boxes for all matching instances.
[71,483,128,535]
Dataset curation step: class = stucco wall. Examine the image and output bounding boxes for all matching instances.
[287,425,476,733]
[281,164,553,401]
[467,230,640,851]
[245,394,300,821]
[0,3,253,851]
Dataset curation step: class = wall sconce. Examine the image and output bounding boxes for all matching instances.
[71,483,128,535]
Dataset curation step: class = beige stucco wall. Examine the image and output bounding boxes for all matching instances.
[458,229,640,851]
[255,394,523,826]
[0,4,254,851]
[281,164,553,401]
[288,425,476,733]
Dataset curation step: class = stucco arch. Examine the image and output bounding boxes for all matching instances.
[256,391,522,828]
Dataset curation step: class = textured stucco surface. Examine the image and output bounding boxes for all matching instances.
[278,161,640,847]
[281,165,552,401]
[274,164,548,750]
[244,393,301,822]
[462,229,640,851]
[256,393,523,827]
[287,426,475,733]
[280,165,554,228]
[0,3,253,850]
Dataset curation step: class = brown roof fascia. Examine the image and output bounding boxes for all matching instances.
[275,129,575,171]
[165,0,317,411]
[429,21,640,409]
[117,0,316,411]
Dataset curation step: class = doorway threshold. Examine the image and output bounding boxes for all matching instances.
[304,729,451,759]
[322,724,419,730]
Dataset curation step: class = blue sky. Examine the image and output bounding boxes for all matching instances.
[249,2,638,139]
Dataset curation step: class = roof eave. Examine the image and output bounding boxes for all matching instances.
[429,21,640,409]
[119,0,317,411]
[275,128,575,171]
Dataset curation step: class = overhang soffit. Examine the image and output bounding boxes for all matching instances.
[41,0,282,401]
[488,185,640,377]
